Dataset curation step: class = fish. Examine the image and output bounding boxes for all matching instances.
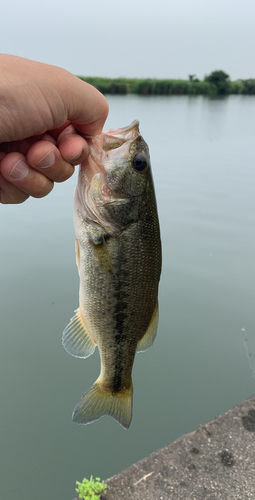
[62,120,161,429]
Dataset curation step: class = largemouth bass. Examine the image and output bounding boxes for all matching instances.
[62,120,161,429]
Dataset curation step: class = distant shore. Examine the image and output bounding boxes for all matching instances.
[78,76,255,96]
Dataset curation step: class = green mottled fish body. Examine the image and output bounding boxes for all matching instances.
[63,121,161,429]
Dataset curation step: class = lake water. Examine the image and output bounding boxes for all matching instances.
[1,95,255,499]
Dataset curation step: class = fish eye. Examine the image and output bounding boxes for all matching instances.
[132,154,148,173]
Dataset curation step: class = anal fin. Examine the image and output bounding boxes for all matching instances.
[137,301,159,353]
[62,308,96,358]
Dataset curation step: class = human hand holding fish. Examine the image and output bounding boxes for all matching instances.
[0,54,162,429]
[0,54,108,204]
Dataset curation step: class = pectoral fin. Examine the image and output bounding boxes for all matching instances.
[91,234,116,275]
[62,309,96,358]
[137,301,159,353]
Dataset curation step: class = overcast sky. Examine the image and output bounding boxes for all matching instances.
[1,0,254,80]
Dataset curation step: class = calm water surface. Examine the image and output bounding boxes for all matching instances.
[1,95,255,499]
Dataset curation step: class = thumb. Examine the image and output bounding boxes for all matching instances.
[59,74,109,136]
[0,55,109,142]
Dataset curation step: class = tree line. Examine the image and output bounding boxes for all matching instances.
[78,71,255,96]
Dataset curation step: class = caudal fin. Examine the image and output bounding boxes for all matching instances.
[72,379,133,429]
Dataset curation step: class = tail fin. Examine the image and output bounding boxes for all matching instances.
[72,379,133,429]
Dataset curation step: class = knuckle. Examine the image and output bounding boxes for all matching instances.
[0,174,29,204]
[0,189,29,204]
[54,162,74,183]
[32,180,54,198]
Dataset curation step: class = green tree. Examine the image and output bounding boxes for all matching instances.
[241,79,255,94]
[204,70,230,95]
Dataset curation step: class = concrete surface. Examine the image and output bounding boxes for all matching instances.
[105,394,255,499]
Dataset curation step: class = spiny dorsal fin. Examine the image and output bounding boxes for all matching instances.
[62,309,96,358]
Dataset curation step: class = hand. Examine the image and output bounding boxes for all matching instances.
[0,54,109,204]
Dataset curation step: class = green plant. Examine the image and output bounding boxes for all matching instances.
[75,476,107,500]
[77,75,255,96]
[204,70,231,95]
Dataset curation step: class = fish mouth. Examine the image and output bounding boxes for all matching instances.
[81,120,140,151]
[78,120,141,185]
[76,120,144,228]
[102,121,140,151]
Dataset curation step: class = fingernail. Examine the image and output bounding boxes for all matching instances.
[70,149,82,161]
[9,159,29,180]
[36,150,55,168]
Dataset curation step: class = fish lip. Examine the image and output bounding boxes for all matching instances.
[103,120,139,136]
[79,120,140,141]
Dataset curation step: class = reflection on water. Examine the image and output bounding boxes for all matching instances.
[0,95,255,499]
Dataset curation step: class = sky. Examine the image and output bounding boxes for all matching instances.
[0,0,255,80]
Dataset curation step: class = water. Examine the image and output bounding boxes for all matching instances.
[1,95,255,499]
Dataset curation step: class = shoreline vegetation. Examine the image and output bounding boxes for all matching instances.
[78,70,255,96]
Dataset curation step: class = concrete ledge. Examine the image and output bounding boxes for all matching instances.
[106,395,255,499]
